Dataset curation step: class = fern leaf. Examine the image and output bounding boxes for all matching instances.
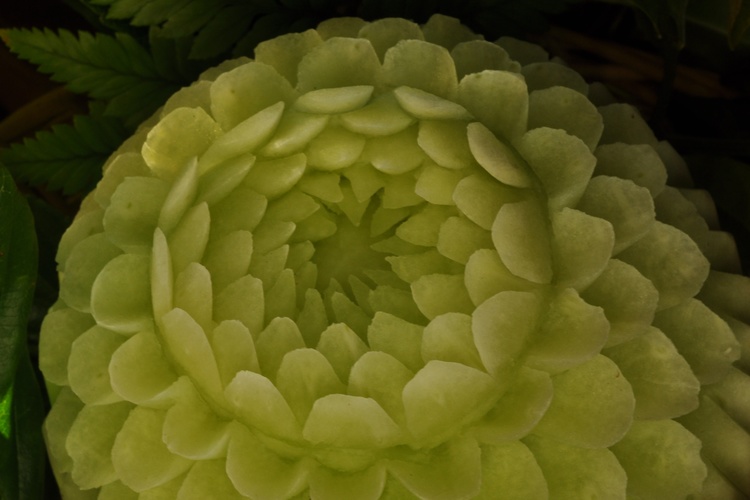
[131,0,194,27]
[101,0,153,20]
[86,0,281,58]
[5,28,184,123]
[190,3,262,59]
[160,0,234,38]
[91,0,234,37]
[0,115,128,195]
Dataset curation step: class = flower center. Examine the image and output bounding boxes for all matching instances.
[312,200,389,296]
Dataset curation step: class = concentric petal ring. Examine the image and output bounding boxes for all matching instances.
[40,14,750,500]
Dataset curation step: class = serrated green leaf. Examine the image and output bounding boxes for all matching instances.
[62,0,133,34]
[105,82,175,127]
[149,28,214,81]
[105,0,154,20]
[90,0,283,58]
[0,166,41,500]
[0,115,128,195]
[189,3,264,59]
[131,0,193,26]
[139,0,234,37]
[6,28,184,120]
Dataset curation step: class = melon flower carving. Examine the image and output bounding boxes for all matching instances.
[39,14,750,500]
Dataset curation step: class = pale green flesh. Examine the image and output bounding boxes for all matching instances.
[40,14,750,500]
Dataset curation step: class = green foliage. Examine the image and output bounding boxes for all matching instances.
[81,0,577,59]
[0,166,43,500]
[0,114,128,195]
[5,27,191,127]
[188,2,269,59]
[88,0,283,58]
[1,26,208,195]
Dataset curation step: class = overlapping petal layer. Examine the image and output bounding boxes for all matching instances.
[39,14,750,500]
